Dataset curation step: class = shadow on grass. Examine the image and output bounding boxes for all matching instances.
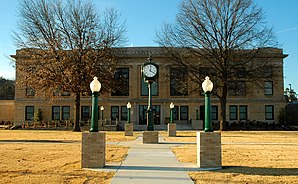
[0,140,79,144]
[218,166,298,176]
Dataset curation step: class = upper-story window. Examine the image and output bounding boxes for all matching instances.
[264,81,273,95]
[141,77,158,96]
[228,81,246,96]
[26,87,35,96]
[170,68,188,96]
[112,68,129,96]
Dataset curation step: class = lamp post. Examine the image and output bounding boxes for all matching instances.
[100,106,104,120]
[202,76,213,132]
[127,102,131,123]
[170,102,174,124]
[89,77,101,132]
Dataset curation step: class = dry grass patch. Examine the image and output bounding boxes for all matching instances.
[171,131,298,184]
[0,130,131,184]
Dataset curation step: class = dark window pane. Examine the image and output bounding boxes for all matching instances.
[239,106,248,120]
[52,106,60,120]
[229,106,238,120]
[81,106,90,121]
[265,105,274,120]
[25,106,34,121]
[180,106,188,120]
[121,106,128,121]
[111,106,119,120]
[62,106,70,120]
[170,68,188,96]
[141,78,158,96]
[112,68,129,96]
[264,81,273,95]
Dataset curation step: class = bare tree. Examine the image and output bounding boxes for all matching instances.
[13,0,127,131]
[156,0,278,130]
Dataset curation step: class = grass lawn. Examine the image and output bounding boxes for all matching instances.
[168,131,298,184]
[0,130,137,184]
[0,130,297,183]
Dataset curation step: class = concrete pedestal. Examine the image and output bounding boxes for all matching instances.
[197,132,222,170]
[143,131,159,144]
[81,132,106,168]
[125,123,134,136]
[168,123,176,137]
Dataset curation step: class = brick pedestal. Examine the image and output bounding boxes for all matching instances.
[125,123,133,136]
[168,123,176,137]
[81,132,106,168]
[143,131,159,144]
[197,132,222,170]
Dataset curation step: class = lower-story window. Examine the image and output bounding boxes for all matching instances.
[239,105,248,120]
[180,106,188,120]
[62,106,70,120]
[265,105,274,120]
[52,106,60,120]
[25,106,34,121]
[111,106,119,121]
[139,105,160,125]
[81,106,90,121]
[229,106,238,120]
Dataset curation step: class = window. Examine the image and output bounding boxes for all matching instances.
[170,68,188,96]
[180,106,189,120]
[265,105,274,120]
[62,106,70,120]
[172,106,179,120]
[228,81,246,96]
[229,106,238,120]
[112,68,129,96]
[81,106,90,121]
[211,106,218,120]
[26,87,35,96]
[121,106,128,121]
[239,105,248,120]
[139,105,161,125]
[111,106,119,121]
[264,81,273,95]
[141,78,158,96]
[25,106,34,121]
[52,106,60,120]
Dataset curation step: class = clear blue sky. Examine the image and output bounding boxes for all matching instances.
[0,0,297,91]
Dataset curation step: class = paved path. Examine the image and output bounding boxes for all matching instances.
[109,136,194,184]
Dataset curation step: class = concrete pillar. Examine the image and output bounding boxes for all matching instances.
[168,123,176,137]
[81,132,105,168]
[197,132,222,170]
[125,123,134,136]
[143,131,159,144]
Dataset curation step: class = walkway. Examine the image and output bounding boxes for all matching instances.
[109,135,194,184]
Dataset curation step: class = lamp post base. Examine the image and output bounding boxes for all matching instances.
[143,131,159,144]
[197,132,221,169]
[125,123,133,136]
[168,123,176,137]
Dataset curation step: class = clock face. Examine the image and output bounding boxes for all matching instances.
[143,64,157,77]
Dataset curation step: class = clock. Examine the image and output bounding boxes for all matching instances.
[143,64,157,78]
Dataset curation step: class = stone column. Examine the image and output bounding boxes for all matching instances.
[125,123,134,136]
[143,131,159,144]
[168,123,176,137]
[81,132,105,168]
[197,132,222,170]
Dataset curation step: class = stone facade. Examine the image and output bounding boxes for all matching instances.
[12,47,287,129]
[0,100,14,123]
[81,132,105,168]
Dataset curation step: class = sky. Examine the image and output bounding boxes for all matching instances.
[0,0,297,91]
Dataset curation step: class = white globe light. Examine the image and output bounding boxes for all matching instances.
[127,102,132,109]
[202,76,213,92]
[170,102,174,109]
[90,77,101,93]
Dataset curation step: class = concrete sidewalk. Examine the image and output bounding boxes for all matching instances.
[109,135,194,184]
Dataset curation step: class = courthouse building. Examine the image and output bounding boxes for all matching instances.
[12,47,287,130]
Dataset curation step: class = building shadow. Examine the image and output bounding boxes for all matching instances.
[218,166,298,176]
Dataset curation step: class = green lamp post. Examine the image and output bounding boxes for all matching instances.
[89,77,101,132]
[100,106,104,120]
[170,102,174,124]
[202,76,213,132]
[127,102,131,123]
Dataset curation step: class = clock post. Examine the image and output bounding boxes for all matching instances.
[141,55,159,132]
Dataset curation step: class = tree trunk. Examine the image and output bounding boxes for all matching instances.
[73,93,81,132]
[219,83,228,131]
